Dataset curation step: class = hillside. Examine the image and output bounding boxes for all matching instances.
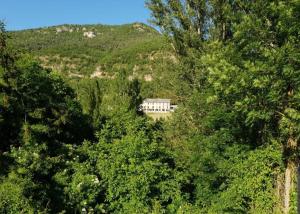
[9,23,175,77]
[8,23,178,99]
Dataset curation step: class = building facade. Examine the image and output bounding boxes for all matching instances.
[140,99,177,113]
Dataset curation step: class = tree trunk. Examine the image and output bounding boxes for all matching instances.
[297,166,300,214]
[283,137,297,214]
[284,161,294,214]
[222,23,226,40]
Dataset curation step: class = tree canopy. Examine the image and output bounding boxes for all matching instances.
[0,0,300,212]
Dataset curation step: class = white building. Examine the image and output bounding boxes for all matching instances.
[140,99,177,113]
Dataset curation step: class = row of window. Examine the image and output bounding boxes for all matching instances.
[144,109,169,112]
[142,105,170,107]
[142,106,169,109]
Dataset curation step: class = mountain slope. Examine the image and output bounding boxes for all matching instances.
[8,23,175,79]
[8,23,178,100]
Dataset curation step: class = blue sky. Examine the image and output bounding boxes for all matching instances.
[1,0,152,31]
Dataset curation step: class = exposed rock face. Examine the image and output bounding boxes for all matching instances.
[90,66,115,79]
[56,26,72,33]
[56,28,63,33]
[90,71,114,79]
[144,74,153,82]
[69,73,84,78]
[128,72,138,81]
[83,31,96,38]
[90,71,105,78]
[133,23,145,32]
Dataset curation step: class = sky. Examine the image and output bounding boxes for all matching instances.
[0,0,152,31]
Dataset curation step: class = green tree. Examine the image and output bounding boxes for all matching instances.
[0,52,93,211]
[148,0,300,213]
[0,172,35,213]
[88,116,190,213]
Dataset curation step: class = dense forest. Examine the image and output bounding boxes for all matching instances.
[0,0,300,213]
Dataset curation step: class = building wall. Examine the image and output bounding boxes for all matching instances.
[141,101,171,112]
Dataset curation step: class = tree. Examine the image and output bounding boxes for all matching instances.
[0,52,93,211]
[0,21,16,156]
[202,1,300,212]
[89,116,190,213]
[0,172,35,213]
[148,0,300,213]
[75,78,104,129]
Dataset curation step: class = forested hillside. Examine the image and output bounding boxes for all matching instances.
[9,23,165,75]
[9,23,178,101]
[1,0,300,213]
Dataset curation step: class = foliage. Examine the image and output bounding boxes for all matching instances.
[147,0,300,213]
[0,173,35,213]
[8,23,179,101]
[0,0,299,212]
